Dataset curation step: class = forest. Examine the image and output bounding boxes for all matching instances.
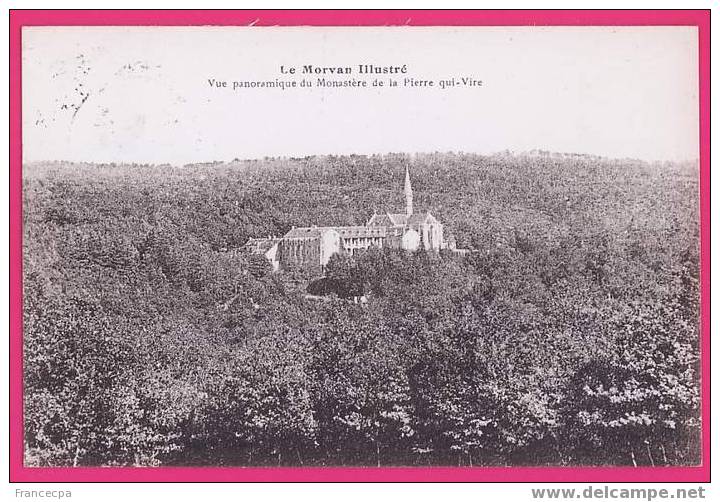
[22,152,700,467]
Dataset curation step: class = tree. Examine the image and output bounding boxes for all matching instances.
[565,298,700,466]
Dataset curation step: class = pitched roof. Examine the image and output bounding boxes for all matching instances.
[244,237,281,254]
[381,212,439,226]
[283,227,328,239]
[407,211,438,226]
[334,226,387,238]
[387,213,409,225]
[280,211,438,242]
[367,213,391,226]
[283,225,388,240]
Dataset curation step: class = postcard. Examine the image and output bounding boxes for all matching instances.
[9,10,710,483]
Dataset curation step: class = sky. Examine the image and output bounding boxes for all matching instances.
[22,26,699,164]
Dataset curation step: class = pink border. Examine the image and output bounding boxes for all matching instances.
[9,9,710,483]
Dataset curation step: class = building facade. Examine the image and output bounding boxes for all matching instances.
[243,237,282,271]
[246,166,458,272]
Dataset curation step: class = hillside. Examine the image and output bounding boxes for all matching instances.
[22,153,700,467]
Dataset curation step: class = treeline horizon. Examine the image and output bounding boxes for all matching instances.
[23,152,700,467]
[23,149,699,172]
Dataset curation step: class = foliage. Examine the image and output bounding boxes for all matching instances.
[22,153,700,466]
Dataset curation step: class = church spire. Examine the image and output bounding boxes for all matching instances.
[404,164,413,216]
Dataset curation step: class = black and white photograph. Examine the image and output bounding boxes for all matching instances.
[20,25,701,470]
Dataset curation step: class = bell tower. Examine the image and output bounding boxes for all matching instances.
[404,164,413,216]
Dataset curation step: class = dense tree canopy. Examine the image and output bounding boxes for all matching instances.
[23,153,700,466]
